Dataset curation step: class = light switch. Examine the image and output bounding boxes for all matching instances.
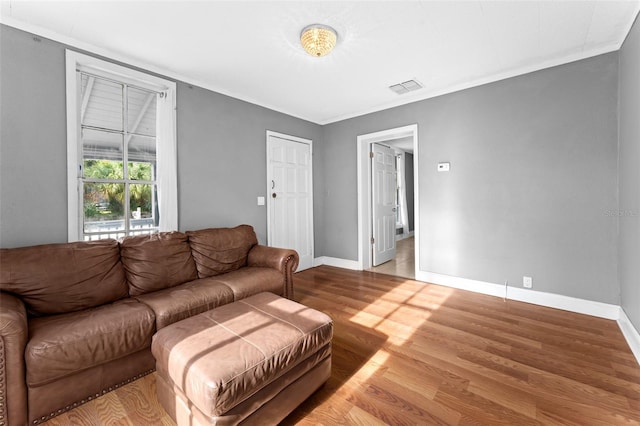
[437,162,450,172]
[257,196,265,206]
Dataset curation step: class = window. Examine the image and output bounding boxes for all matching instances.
[66,51,177,241]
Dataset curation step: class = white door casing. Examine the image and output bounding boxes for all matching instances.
[372,143,397,266]
[266,131,314,271]
[357,124,418,271]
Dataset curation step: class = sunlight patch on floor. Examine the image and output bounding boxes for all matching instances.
[347,349,391,388]
[349,282,456,345]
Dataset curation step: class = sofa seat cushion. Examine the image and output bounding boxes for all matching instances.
[25,299,155,387]
[186,225,258,278]
[0,239,128,316]
[134,278,235,329]
[208,267,284,300]
[120,231,198,296]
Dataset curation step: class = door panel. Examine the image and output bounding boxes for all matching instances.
[267,134,314,271]
[372,143,397,266]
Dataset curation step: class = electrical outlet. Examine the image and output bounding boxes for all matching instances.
[523,276,533,289]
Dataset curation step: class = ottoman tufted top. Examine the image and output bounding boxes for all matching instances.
[151,292,333,417]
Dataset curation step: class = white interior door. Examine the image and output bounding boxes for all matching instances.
[267,132,314,271]
[372,143,397,266]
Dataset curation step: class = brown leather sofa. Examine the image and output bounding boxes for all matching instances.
[0,225,298,426]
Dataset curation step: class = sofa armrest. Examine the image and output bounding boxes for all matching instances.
[0,291,29,426]
[247,245,299,299]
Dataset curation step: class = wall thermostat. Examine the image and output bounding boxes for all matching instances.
[437,162,450,172]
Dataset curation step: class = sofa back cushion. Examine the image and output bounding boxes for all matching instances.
[120,231,198,296]
[187,225,258,278]
[0,239,128,316]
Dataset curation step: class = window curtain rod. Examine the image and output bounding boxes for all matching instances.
[78,69,166,96]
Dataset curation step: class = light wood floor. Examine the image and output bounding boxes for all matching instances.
[42,266,640,425]
[368,236,415,279]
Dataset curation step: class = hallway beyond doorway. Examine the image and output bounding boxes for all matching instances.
[367,236,414,279]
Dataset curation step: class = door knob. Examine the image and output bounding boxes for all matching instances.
[272,193,277,198]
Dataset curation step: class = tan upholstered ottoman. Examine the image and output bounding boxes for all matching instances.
[151,292,333,425]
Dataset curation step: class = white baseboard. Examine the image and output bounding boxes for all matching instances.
[416,270,620,320]
[506,286,620,320]
[618,308,640,366]
[313,256,362,270]
[416,270,507,298]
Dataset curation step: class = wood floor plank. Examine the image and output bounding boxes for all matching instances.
[535,394,640,426]
[40,266,640,425]
[433,383,540,426]
[466,378,538,419]
[374,372,464,425]
[95,390,129,424]
[344,405,388,426]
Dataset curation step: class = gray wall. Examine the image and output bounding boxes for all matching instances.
[177,84,322,244]
[320,53,620,305]
[0,25,322,248]
[1,27,68,247]
[0,23,627,309]
[618,16,640,330]
[405,152,414,232]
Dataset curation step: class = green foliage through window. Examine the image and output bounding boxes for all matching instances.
[83,160,154,221]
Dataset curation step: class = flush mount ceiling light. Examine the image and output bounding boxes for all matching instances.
[300,24,337,57]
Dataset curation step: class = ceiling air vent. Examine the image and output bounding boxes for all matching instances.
[389,79,423,95]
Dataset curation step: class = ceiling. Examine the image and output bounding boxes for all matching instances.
[1,1,639,125]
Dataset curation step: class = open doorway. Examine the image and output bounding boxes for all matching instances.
[368,236,415,278]
[369,143,415,279]
[356,124,418,279]
[371,142,398,267]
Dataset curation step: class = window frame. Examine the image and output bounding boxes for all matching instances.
[65,50,177,241]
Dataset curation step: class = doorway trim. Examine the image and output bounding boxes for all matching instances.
[356,124,418,271]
